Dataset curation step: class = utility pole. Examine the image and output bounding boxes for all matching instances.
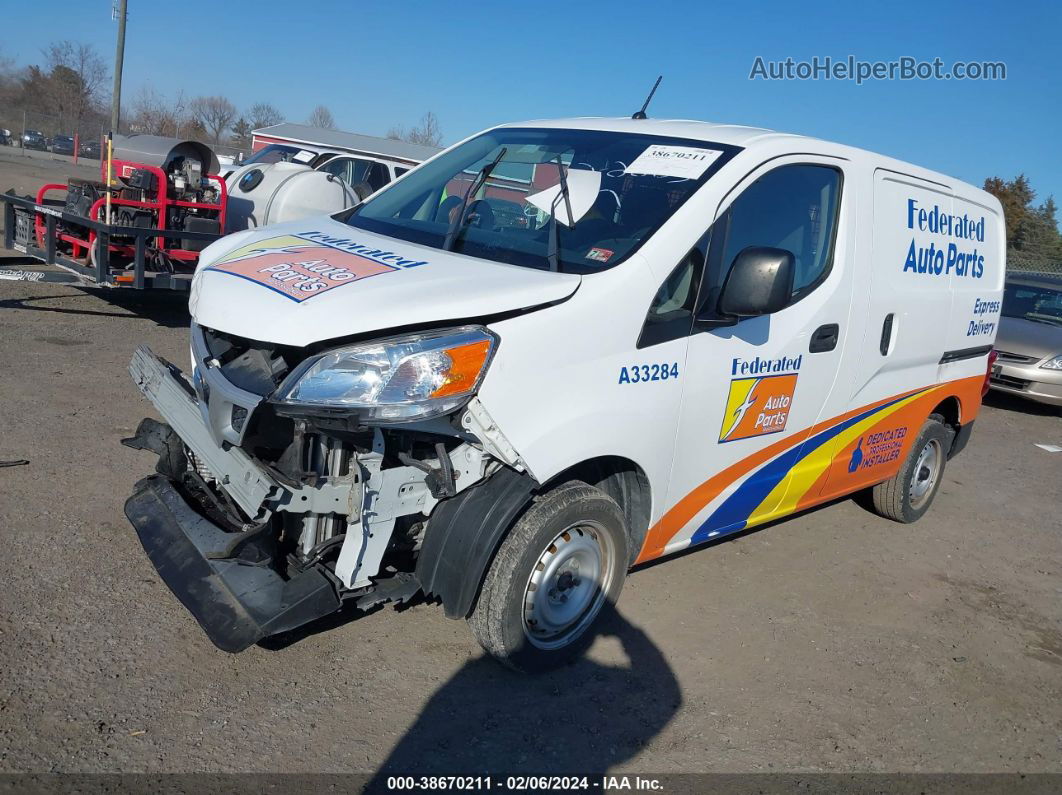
[110,0,128,134]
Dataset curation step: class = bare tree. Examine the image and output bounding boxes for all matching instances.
[385,125,404,140]
[190,95,237,144]
[0,47,17,110]
[129,85,178,136]
[306,104,336,129]
[248,102,284,130]
[43,41,108,134]
[172,89,189,136]
[405,111,442,147]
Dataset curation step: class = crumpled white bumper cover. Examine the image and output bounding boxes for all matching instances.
[124,345,345,651]
[124,474,341,652]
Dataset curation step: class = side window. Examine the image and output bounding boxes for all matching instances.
[364,162,389,192]
[637,247,706,349]
[704,164,841,317]
[322,158,386,190]
[394,167,409,179]
[320,157,353,183]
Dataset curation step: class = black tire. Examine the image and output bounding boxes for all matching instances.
[467,480,629,672]
[869,414,954,523]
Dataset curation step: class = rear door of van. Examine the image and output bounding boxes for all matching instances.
[815,169,1004,499]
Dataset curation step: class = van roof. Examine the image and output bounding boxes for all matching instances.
[497,117,798,148]
[497,117,988,198]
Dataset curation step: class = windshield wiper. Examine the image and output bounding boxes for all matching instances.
[1025,312,1062,327]
[442,147,507,252]
[546,154,574,272]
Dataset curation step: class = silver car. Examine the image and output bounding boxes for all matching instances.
[990,272,1062,408]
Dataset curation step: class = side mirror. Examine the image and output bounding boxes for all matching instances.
[718,246,795,318]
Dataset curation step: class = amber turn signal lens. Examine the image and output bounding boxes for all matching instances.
[431,339,493,398]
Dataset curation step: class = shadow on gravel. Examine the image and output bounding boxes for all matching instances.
[363,605,681,789]
[982,390,1060,417]
[0,282,190,328]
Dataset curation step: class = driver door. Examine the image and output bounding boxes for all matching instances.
[650,157,860,558]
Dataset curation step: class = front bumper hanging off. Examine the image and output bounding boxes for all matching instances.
[125,474,341,652]
[122,345,349,652]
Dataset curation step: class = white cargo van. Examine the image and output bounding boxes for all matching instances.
[123,118,1004,671]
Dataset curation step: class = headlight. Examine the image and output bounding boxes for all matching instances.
[275,326,496,422]
[1041,354,1062,370]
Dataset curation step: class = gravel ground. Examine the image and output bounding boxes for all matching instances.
[0,156,1059,777]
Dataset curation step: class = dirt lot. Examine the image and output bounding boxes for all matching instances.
[0,154,1060,777]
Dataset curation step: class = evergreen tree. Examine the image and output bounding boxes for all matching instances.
[983,175,1062,269]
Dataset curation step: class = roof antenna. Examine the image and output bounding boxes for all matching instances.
[632,75,662,120]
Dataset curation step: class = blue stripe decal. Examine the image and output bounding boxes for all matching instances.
[688,391,921,546]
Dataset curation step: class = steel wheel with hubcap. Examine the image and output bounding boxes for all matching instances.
[870,413,954,523]
[908,437,944,511]
[468,481,629,672]
[523,520,617,651]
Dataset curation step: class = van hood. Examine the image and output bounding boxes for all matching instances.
[189,216,581,347]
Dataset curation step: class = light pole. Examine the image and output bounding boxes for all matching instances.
[110,0,128,134]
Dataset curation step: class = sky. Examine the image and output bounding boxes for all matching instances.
[5,0,1060,212]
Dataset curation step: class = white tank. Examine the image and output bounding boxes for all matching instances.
[224,162,360,232]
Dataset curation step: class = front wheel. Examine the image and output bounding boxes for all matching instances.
[467,481,629,672]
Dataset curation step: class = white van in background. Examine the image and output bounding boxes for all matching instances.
[223,147,420,233]
[123,118,1005,671]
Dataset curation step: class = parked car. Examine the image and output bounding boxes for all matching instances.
[124,117,1004,671]
[22,130,47,151]
[50,135,75,156]
[79,139,101,159]
[0,128,11,146]
[989,272,1062,407]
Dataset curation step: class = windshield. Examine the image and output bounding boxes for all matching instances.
[1002,281,1062,326]
[344,127,739,273]
[243,144,315,166]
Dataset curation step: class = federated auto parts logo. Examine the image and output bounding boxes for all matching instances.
[719,356,802,443]
[206,231,428,302]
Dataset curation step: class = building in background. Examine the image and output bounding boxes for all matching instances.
[250,123,441,170]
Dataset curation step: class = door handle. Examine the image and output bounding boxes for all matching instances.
[809,323,840,353]
[879,313,895,356]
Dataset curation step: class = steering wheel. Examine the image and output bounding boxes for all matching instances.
[465,199,495,230]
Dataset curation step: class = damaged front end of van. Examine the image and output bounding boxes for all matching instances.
[121,217,583,654]
[124,330,518,652]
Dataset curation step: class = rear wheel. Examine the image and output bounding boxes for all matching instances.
[869,414,953,522]
[467,481,628,672]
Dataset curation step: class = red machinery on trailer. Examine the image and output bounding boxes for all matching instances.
[3,135,227,290]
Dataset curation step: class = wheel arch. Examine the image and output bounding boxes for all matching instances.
[416,455,653,620]
[929,395,968,459]
[541,455,653,567]
[931,395,961,428]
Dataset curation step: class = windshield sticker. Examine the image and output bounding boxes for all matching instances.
[586,247,613,263]
[206,233,427,302]
[624,145,725,180]
[525,168,602,226]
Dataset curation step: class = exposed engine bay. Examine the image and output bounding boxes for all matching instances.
[123,325,529,651]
